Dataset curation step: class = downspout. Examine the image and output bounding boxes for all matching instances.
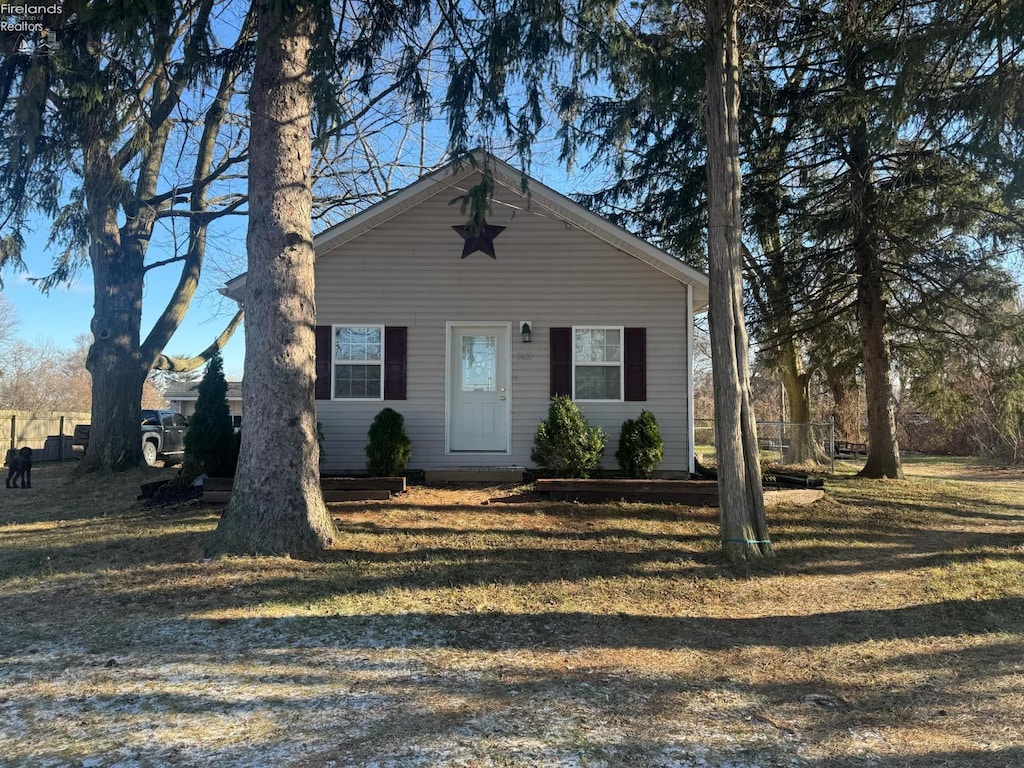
[687,283,696,477]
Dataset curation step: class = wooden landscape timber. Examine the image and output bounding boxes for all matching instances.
[320,476,406,492]
[202,475,404,503]
[533,477,825,506]
[200,474,820,507]
[534,478,721,505]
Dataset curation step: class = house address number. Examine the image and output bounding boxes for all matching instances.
[515,352,535,361]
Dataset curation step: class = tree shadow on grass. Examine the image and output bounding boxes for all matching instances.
[375,499,720,524]
[0,529,205,580]
[5,624,1020,767]
[153,596,1024,652]
[828,486,1024,522]
[1,504,1019,609]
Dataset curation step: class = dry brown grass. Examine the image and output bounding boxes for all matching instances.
[0,456,1021,767]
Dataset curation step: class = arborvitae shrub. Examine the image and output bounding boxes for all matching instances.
[616,410,664,478]
[530,395,606,477]
[366,407,412,476]
[183,352,238,477]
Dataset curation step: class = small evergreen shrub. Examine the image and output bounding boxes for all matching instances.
[183,352,238,478]
[616,410,664,478]
[531,395,606,477]
[366,407,412,476]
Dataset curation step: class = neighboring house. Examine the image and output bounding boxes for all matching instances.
[223,153,709,476]
[164,380,243,427]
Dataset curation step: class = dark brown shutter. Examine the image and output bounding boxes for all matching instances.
[314,325,332,400]
[550,327,572,397]
[624,327,647,401]
[384,326,407,400]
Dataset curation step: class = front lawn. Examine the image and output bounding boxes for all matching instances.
[1,457,1021,766]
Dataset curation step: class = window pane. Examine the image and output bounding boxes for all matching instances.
[336,327,382,361]
[461,335,497,392]
[605,329,621,362]
[575,328,620,363]
[575,365,621,400]
[334,364,382,398]
[575,329,595,362]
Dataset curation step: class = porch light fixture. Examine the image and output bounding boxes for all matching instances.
[521,321,532,343]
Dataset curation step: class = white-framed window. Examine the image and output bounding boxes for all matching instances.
[573,326,623,401]
[334,325,384,400]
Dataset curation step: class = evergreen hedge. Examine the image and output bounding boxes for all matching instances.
[183,352,238,478]
[616,410,664,478]
[366,407,412,476]
[531,395,605,477]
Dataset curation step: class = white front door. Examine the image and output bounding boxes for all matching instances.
[449,324,510,452]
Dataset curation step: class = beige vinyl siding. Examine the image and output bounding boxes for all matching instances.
[314,172,692,474]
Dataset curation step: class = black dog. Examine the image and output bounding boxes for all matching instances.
[5,446,32,489]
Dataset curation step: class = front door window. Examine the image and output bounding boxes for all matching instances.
[461,335,497,392]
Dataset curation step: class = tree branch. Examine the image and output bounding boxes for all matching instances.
[143,255,187,272]
[151,309,244,372]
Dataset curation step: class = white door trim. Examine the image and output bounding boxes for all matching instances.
[444,321,512,455]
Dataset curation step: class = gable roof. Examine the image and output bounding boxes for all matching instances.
[223,152,709,309]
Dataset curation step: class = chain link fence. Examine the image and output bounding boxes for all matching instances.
[695,419,837,472]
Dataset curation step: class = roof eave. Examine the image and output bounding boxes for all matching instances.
[223,151,710,308]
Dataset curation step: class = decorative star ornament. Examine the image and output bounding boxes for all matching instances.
[452,216,506,259]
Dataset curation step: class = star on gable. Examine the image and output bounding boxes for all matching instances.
[452,217,506,259]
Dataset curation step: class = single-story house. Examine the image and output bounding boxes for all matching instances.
[165,380,243,427]
[224,153,709,477]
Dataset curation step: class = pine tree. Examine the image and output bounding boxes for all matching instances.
[206,0,435,556]
[206,0,338,556]
[0,0,248,472]
[183,352,237,479]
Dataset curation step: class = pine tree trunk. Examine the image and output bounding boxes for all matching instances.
[825,366,860,442]
[77,136,147,474]
[206,0,338,557]
[856,248,903,478]
[704,0,772,561]
[844,33,903,480]
[780,355,824,464]
[751,199,823,465]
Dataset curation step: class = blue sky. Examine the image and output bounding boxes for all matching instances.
[3,216,249,379]
[0,2,611,385]
[1,142,603,383]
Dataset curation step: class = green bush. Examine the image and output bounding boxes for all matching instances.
[530,395,606,477]
[183,352,238,478]
[616,410,664,478]
[366,407,412,476]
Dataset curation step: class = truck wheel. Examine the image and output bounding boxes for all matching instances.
[143,441,158,467]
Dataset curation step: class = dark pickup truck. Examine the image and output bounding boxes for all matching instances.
[73,409,189,466]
